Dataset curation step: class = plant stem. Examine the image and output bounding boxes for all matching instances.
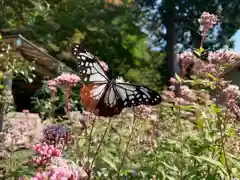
[65,86,71,121]
[88,117,112,176]
[116,108,136,179]
[217,112,231,179]
[86,117,96,166]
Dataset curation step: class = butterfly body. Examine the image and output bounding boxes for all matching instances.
[72,44,162,117]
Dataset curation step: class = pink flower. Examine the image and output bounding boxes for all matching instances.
[33,143,62,157]
[208,50,236,64]
[54,73,80,87]
[169,77,177,85]
[135,105,155,119]
[47,79,57,92]
[177,51,197,76]
[22,109,29,113]
[199,12,218,35]
[177,51,196,64]
[176,97,190,106]
[180,85,197,101]
[31,142,62,165]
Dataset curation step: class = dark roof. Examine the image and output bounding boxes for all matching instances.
[1,34,73,78]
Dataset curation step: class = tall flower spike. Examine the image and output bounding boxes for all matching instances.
[199,12,218,47]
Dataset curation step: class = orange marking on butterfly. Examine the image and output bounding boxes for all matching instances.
[80,83,104,114]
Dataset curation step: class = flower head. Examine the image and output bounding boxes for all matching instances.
[54,73,80,87]
[177,51,197,76]
[43,124,72,146]
[208,50,236,64]
[31,142,62,165]
[199,12,218,35]
[47,79,57,92]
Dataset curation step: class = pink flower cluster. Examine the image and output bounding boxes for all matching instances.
[24,157,88,180]
[199,11,218,35]
[54,73,80,87]
[177,51,197,75]
[178,49,237,77]
[221,85,240,115]
[208,50,236,64]
[165,79,197,106]
[31,142,62,165]
[47,73,80,90]
[29,169,75,180]
[135,105,157,120]
[47,79,58,92]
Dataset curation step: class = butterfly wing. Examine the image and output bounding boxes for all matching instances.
[114,83,162,107]
[72,44,109,84]
[80,83,124,117]
[72,44,162,117]
[72,44,124,116]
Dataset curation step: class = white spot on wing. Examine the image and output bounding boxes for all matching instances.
[89,74,107,82]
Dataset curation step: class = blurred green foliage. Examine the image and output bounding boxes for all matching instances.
[0,0,165,90]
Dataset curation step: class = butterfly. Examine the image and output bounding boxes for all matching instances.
[72,44,162,117]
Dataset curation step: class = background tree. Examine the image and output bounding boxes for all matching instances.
[136,0,240,84]
[0,0,165,89]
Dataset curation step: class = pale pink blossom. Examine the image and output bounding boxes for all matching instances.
[199,12,218,35]
[180,85,197,101]
[177,51,197,76]
[54,73,80,87]
[208,50,236,64]
[175,97,190,106]
[169,77,177,85]
[47,79,57,92]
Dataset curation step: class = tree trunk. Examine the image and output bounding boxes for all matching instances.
[164,0,179,83]
[163,0,180,95]
[0,72,13,132]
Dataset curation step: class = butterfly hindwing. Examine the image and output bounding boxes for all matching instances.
[80,83,124,116]
[115,83,162,108]
[72,44,108,83]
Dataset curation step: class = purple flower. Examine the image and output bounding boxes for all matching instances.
[43,124,72,146]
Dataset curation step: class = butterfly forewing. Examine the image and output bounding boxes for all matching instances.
[72,44,109,84]
[115,83,162,108]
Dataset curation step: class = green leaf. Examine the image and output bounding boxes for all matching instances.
[101,154,118,171]
[211,104,221,113]
[219,151,226,166]
[197,117,204,129]
[193,155,228,175]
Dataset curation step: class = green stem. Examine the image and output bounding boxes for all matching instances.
[88,117,112,174]
[116,108,136,179]
[86,117,96,168]
[217,112,231,179]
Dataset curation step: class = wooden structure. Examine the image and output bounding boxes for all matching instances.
[1,34,73,111]
[224,54,240,85]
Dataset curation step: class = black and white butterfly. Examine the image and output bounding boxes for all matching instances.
[72,44,162,117]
